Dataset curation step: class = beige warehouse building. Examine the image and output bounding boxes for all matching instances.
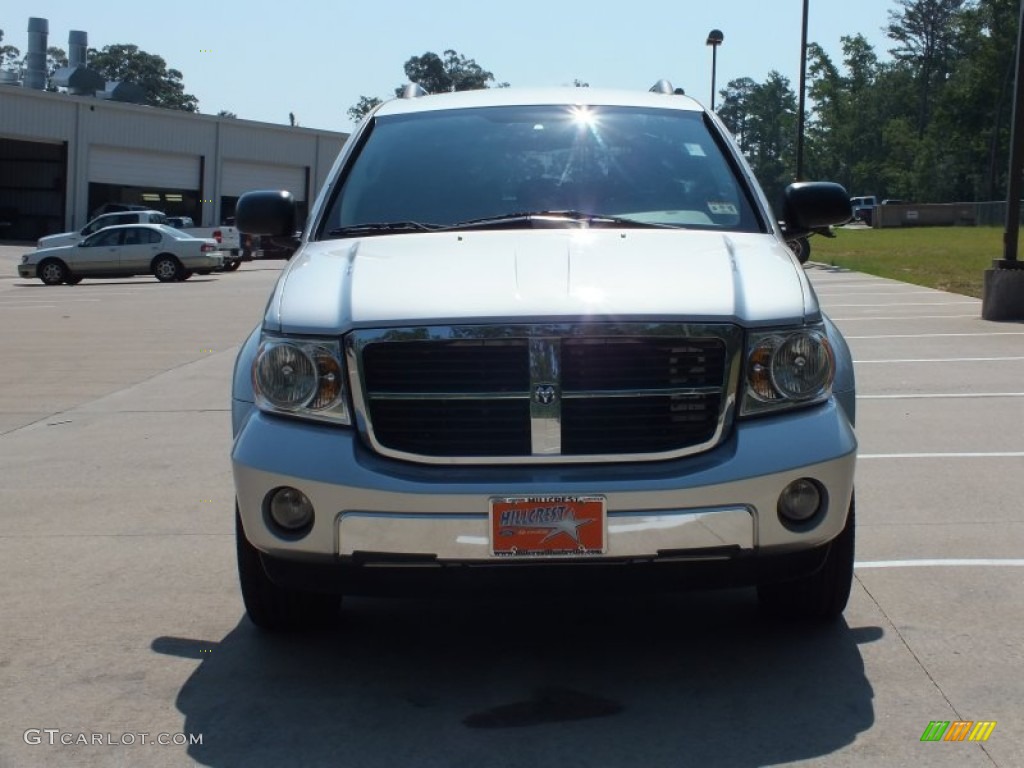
[1,73,347,241]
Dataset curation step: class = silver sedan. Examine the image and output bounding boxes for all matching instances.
[18,224,225,285]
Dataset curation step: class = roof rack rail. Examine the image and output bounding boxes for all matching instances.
[399,83,429,99]
[649,79,685,95]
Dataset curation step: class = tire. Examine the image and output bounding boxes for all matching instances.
[196,270,212,276]
[152,255,183,282]
[222,259,242,272]
[38,259,68,286]
[181,270,194,280]
[236,508,341,631]
[65,275,83,285]
[758,493,855,622]
[788,236,811,264]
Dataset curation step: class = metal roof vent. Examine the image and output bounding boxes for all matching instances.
[400,83,429,99]
[54,30,104,95]
[649,79,675,95]
[96,80,147,104]
[23,17,48,90]
[68,29,87,66]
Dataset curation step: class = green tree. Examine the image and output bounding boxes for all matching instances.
[45,46,67,92]
[347,95,383,124]
[804,34,909,198]
[396,49,500,95]
[0,29,20,68]
[933,0,1019,199]
[717,77,758,153]
[86,44,198,111]
[217,110,237,118]
[348,49,504,125]
[718,73,797,203]
[887,0,968,135]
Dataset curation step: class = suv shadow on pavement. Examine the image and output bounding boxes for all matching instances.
[155,591,878,767]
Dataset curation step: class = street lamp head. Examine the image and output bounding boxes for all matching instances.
[706,29,724,47]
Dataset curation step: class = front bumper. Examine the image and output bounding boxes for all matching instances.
[18,264,35,278]
[233,400,856,582]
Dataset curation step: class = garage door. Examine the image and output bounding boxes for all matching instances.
[89,147,199,189]
[222,161,307,201]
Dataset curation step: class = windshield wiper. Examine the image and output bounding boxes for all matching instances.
[443,210,676,230]
[326,221,443,238]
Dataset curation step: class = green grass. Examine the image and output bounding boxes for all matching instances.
[811,226,1007,298]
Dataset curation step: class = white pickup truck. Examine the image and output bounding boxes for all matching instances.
[166,217,243,271]
[37,210,168,249]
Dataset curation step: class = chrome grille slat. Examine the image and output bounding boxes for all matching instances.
[347,323,742,465]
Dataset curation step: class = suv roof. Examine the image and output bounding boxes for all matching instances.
[374,86,705,118]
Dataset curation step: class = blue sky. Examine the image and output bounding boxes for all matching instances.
[5,0,900,132]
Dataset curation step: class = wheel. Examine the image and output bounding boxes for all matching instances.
[38,259,68,286]
[222,259,242,272]
[65,275,83,285]
[787,236,811,264]
[236,507,341,631]
[181,270,194,280]
[152,255,182,282]
[758,493,855,622]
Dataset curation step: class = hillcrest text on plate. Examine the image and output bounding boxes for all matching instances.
[490,496,606,557]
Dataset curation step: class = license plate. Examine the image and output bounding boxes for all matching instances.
[490,496,606,557]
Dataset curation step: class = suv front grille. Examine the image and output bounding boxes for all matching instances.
[348,324,741,464]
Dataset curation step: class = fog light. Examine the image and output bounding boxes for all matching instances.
[778,479,823,524]
[267,487,314,532]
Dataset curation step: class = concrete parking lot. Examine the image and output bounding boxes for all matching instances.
[0,243,1021,767]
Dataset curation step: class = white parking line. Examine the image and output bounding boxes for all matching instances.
[816,291,937,297]
[860,452,1024,458]
[824,301,978,308]
[858,392,1024,399]
[0,304,56,309]
[856,559,1024,568]
[830,314,979,322]
[847,332,1024,339]
[0,298,100,304]
[854,356,1024,364]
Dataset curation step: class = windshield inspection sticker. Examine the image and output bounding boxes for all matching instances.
[708,202,738,216]
[684,143,707,157]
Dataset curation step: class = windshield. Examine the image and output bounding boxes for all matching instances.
[320,105,762,237]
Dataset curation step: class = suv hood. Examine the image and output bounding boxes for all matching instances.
[264,229,818,334]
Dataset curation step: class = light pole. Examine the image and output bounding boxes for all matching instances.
[706,29,724,110]
[796,0,809,180]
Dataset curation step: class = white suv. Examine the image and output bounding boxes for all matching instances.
[232,84,856,630]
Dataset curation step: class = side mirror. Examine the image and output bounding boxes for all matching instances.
[236,190,297,237]
[781,182,851,236]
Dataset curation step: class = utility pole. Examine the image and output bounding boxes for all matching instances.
[981,0,1024,320]
[795,0,809,181]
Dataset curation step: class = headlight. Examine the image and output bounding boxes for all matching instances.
[252,336,350,424]
[741,327,834,416]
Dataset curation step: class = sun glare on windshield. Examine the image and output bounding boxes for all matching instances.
[569,105,598,129]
